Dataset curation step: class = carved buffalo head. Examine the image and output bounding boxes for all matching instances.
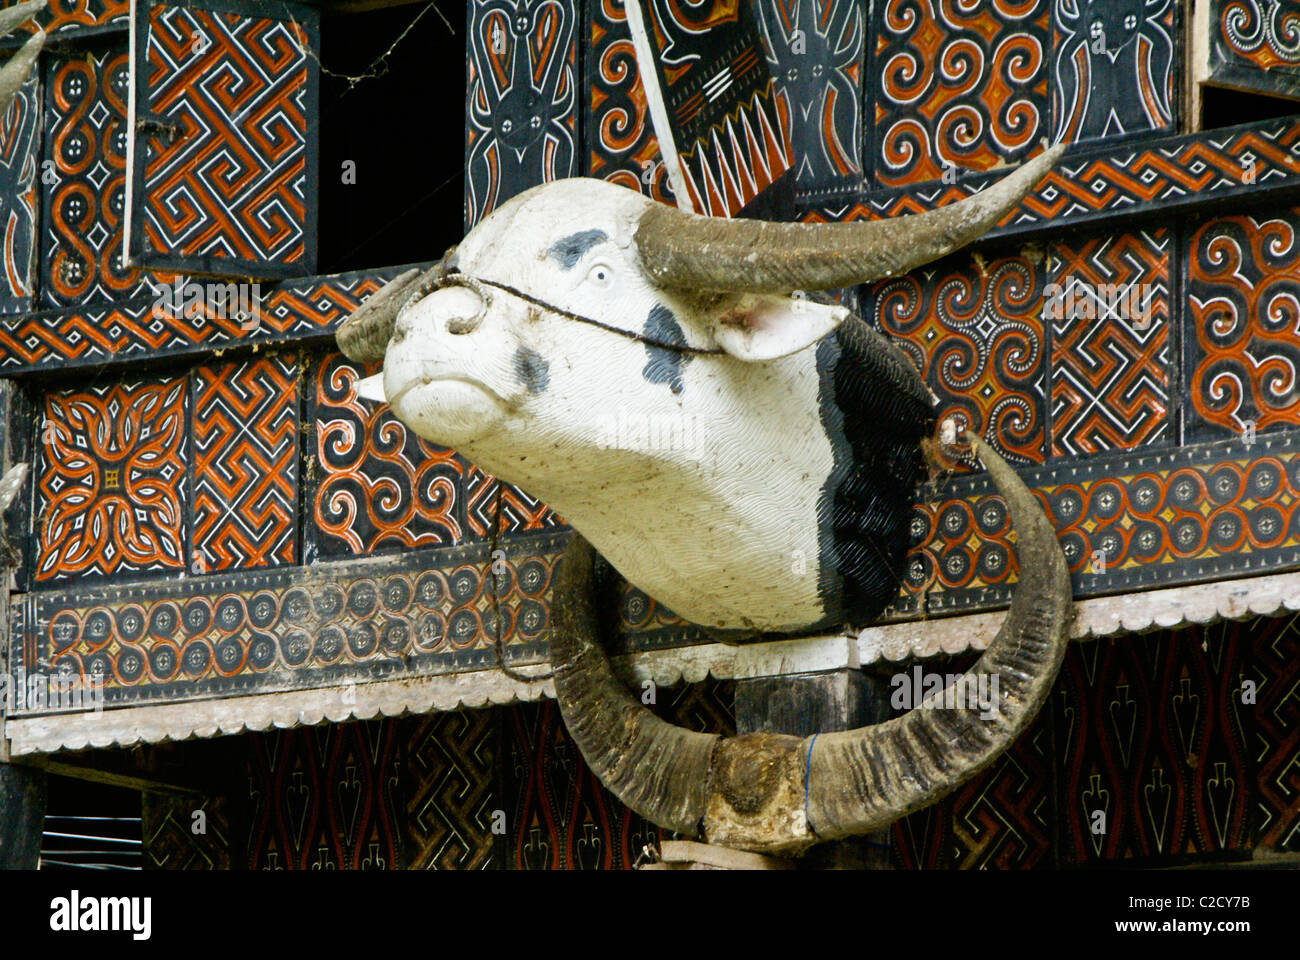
[339,145,1064,635]
[337,146,1073,853]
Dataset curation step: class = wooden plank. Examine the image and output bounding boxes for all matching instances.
[654,840,795,871]
[19,758,200,797]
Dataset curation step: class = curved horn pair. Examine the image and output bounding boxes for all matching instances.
[550,435,1071,855]
[335,147,1065,363]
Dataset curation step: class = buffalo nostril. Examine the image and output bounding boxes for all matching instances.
[447,314,481,335]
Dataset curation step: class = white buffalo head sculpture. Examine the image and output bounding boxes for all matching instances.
[340,145,1064,636]
[338,147,1073,853]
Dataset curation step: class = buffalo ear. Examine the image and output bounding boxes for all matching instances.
[710,294,850,362]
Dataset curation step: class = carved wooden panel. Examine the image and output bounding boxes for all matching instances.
[870,252,1047,465]
[1200,0,1300,101]
[869,0,1050,189]
[127,1,319,278]
[34,376,189,585]
[625,0,792,217]
[586,0,673,203]
[1185,209,1300,442]
[755,0,864,205]
[465,0,579,228]
[41,46,158,308]
[1050,0,1178,145]
[1048,229,1173,457]
[0,68,39,313]
[0,0,129,40]
[191,355,298,572]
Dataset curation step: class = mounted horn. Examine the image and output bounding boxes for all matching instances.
[0,1,47,114]
[336,247,456,363]
[550,434,1072,855]
[634,143,1065,294]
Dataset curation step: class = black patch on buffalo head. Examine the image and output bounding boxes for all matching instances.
[547,230,608,269]
[814,318,934,629]
[641,305,690,395]
[514,346,551,394]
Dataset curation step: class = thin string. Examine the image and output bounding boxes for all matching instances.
[489,476,553,685]
[803,733,819,835]
[456,274,726,356]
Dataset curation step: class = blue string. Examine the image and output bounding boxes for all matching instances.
[803,733,819,832]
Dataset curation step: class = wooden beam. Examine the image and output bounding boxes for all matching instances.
[0,762,45,868]
[18,757,202,797]
[734,669,893,868]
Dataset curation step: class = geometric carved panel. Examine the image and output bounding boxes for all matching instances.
[307,352,561,557]
[871,253,1047,464]
[34,376,188,585]
[619,0,792,218]
[308,353,466,561]
[1249,612,1300,851]
[500,681,734,869]
[129,1,318,277]
[892,700,1055,870]
[404,709,497,870]
[0,68,40,313]
[586,0,673,203]
[192,353,298,572]
[1053,623,1254,865]
[10,534,564,712]
[245,720,404,870]
[890,430,1300,619]
[0,0,129,38]
[0,265,394,374]
[1049,229,1172,457]
[42,47,160,308]
[1203,0,1300,101]
[815,117,1300,243]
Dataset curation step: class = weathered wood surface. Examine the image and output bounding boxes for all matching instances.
[639,840,796,871]
[0,762,44,869]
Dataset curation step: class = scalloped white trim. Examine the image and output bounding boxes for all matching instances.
[8,570,1300,755]
[5,665,555,756]
[855,568,1300,664]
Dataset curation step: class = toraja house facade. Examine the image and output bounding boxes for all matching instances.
[0,0,1297,870]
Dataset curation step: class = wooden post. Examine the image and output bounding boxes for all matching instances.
[734,669,893,869]
[0,377,40,868]
[0,762,45,868]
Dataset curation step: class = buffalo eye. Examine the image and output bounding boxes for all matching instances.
[586,262,614,288]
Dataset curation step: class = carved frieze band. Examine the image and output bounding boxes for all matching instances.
[0,264,416,374]
[7,530,568,716]
[812,116,1300,242]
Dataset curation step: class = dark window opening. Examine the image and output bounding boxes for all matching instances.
[40,775,142,871]
[1200,84,1300,132]
[316,6,466,275]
